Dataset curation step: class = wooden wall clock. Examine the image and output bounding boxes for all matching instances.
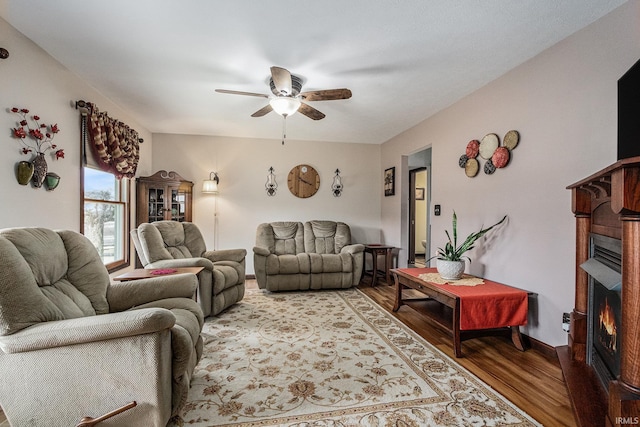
[288,164,320,198]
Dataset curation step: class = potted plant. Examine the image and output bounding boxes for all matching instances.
[430,211,507,280]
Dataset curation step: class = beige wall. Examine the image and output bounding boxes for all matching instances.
[0,17,153,234]
[151,133,382,274]
[380,1,640,346]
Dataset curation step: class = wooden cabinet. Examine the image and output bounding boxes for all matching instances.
[136,170,193,226]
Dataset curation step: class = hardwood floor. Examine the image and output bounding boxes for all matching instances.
[356,280,577,427]
[0,279,575,426]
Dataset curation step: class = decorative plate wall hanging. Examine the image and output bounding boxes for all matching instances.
[458,130,520,178]
[479,133,499,159]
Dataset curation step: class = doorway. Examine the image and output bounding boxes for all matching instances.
[408,148,431,266]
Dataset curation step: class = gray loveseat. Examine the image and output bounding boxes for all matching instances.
[253,220,364,291]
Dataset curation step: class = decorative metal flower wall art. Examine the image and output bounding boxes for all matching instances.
[9,107,64,189]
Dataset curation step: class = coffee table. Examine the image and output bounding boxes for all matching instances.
[391,267,531,357]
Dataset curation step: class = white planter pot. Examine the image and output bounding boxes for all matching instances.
[436,259,465,280]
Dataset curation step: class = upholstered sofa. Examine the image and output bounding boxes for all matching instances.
[0,227,204,427]
[132,221,246,317]
[253,220,364,291]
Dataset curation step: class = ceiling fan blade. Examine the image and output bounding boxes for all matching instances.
[298,103,325,120]
[251,104,273,117]
[215,89,268,98]
[270,66,292,95]
[300,88,352,101]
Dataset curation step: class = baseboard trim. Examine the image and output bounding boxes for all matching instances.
[523,334,557,360]
[246,274,256,280]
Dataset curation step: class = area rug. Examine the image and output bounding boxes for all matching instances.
[173,289,540,426]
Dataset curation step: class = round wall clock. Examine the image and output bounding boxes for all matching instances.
[288,164,320,198]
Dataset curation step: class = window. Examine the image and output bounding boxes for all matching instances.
[82,166,130,272]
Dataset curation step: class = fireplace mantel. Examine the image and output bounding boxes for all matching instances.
[565,156,640,426]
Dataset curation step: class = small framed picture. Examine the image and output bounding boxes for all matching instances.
[415,187,425,200]
[384,167,395,197]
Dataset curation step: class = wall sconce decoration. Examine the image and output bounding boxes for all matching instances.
[202,171,219,194]
[265,167,277,196]
[331,169,343,197]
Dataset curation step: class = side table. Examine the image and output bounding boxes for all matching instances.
[363,244,396,286]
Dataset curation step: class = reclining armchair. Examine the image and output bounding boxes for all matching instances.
[132,221,246,317]
[0,227,204,427]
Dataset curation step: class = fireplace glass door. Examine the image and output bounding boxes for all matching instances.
[584,233,622,389]
[591,280,621,384]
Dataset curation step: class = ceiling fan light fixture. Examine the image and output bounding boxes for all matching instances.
[269,97,301,117]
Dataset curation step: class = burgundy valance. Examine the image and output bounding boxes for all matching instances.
[84,102,139,178]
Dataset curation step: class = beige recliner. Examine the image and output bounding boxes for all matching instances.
[0,227,204,427]
[132,221,246,317]
[253,220,364,291]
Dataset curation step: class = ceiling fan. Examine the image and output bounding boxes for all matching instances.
[215,66,352,121]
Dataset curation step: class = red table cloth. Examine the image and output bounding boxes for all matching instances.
[402,268,528,330]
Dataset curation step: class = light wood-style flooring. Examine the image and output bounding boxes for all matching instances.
[0,278,575,426]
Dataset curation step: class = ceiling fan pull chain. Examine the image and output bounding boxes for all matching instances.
[282,115,287,145]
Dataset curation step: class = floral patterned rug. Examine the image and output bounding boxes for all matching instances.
[173,289,540,426]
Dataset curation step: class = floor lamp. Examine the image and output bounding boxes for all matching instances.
[202,172,219,250]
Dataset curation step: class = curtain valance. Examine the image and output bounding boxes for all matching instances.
[83,102,139,178]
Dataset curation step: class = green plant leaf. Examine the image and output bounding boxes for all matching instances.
[429,212,507,262]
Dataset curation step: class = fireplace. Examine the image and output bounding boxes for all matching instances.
[566,158,640,427]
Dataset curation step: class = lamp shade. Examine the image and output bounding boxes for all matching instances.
[270,97,301,116]
[202,172,219,194]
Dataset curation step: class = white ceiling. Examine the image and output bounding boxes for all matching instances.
[1,0,626,144]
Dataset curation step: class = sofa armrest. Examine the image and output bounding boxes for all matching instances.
[107,273,198,312]
[203,248,247,263]
[0,308,175,354]
[253,246,271,257]
[341,243,365,254]
[146,257,214,270]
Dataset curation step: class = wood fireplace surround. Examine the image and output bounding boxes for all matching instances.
[566,156,640,427]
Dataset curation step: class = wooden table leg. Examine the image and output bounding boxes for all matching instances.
[392,273,403,312]
[370,249,379,287]
[453,298,462,357]
[385,248,392,285]
[510,326,526,351]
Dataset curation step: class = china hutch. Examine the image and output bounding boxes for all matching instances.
[136,170,193,227]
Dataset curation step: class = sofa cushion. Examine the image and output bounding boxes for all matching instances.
[0,236,64,335]
[266,253,310,275]
[257,222,304,255]
[304,220,352,254]
[309,253,352,273]
[151,221,194,259]
[212,264,240,293]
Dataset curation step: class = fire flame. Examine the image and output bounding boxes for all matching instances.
[598,297,617,352]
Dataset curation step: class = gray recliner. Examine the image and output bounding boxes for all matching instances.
[253,220,364,291]
[132,221,246,317]
[0,227,204,427]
